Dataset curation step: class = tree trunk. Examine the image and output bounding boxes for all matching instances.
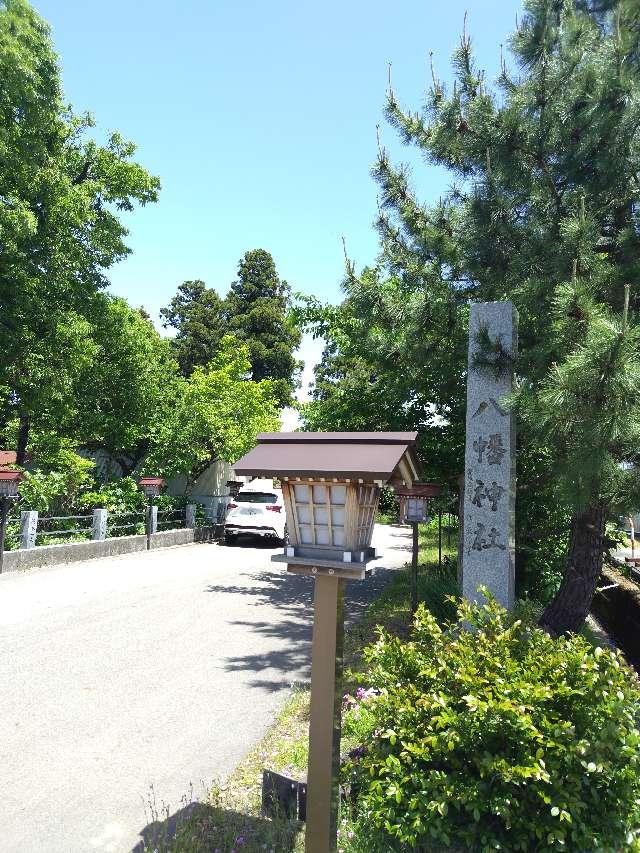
[16,415,30,465]
[538,503,607,636]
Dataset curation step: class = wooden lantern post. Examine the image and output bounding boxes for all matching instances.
[137,476,165,550]
[395,483,442,615]
[0,470,23,574]
[233,432,422,853]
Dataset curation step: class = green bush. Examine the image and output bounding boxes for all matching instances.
[78,477,190,517]
[342,594,640,852]
[3,515,21,551]
[17,454,95,514]
[78,476,146,515]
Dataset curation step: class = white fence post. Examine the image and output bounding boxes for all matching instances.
[92,509,107,541]
[149,505,158,535]
[185,504,196,529]
[20,510,38,549]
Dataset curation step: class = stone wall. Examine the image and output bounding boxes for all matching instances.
[2,526,219,573]
[591,565,640,669]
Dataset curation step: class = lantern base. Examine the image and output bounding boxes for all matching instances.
[285,563,374,581]
[271,545,377,581]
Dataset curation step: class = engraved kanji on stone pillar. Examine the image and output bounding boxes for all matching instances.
[462,302,517,610]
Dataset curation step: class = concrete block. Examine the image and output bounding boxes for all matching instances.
[2,526,219,573]
[20,511,38,549]
[92,509,107,541]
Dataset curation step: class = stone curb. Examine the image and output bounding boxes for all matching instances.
[1,526,220,574]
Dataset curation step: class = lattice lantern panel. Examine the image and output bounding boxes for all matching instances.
[282,481,380,553]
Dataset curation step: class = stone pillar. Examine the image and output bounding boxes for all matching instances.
[92,509,107,541]
[20,510,38,550]
[461,302,517,610]
[149,505,158,535]
[457,473,465,588]
[185,503,196,529]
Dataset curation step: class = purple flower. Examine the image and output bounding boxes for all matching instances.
[348,744,367,760]
[356,687,381,701]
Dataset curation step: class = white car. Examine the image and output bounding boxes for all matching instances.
[224,478,287,545]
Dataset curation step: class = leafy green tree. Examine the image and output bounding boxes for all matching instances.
[0,0,160,462]
[145,336,280,489]
[304,1,640,635]
[74,296,179,470]
[227,249,301,406]
[299,266,466,483]
[159,280,227,377]
[2,295,179,473]
[0,308,99,453]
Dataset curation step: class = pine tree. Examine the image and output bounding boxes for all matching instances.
[226,249,301,407]
[370,0,640,634]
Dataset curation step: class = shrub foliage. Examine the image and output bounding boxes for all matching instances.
[343,595,640,852]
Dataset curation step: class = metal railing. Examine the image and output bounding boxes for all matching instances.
[156,509,186,531]
[36,514,94,545]
[10,503,207,551]
[106,512,146,537]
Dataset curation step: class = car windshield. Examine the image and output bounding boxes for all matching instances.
[235,492,278,504]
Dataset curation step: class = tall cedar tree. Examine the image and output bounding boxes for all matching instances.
[226,249,301,406]
[160,280,226,377]
[368,0,640,634]
[0,0,159,462]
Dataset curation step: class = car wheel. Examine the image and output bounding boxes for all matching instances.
[224,532,236,546]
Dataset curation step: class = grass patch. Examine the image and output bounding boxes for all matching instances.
[139,522,457,852]
[138,688,310,852]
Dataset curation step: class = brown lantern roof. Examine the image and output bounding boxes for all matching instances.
[0,470,23,483]
[0,450,18,468]
[233,432,421,486]
[138,476,165,487]
[394,482,442,498]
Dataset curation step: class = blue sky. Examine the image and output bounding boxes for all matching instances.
[33,0,522,409]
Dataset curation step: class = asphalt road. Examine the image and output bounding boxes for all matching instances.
[0,525,411,853]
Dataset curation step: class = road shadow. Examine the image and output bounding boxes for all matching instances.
[204,564,399,690]
[132,800,299,852]
[383,542,413,553]
[222,536,282,549]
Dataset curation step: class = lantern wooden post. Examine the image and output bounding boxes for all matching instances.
[0,470,23,574]
[410,521,419,615]
[0,497,9,574]
[138,477,165,551]
[306,573,345,853]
